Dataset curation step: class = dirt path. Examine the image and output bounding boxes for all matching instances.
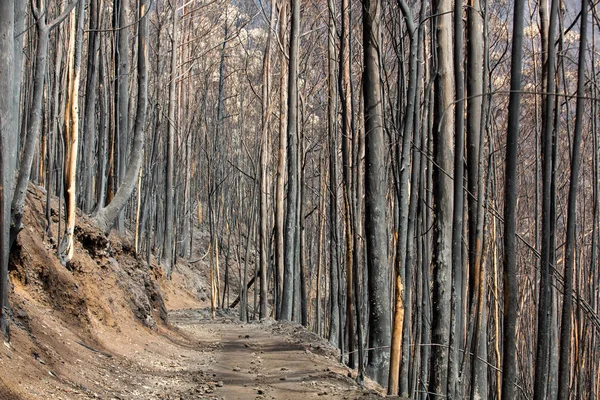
[166,309,383,400]
[1,304,384,399]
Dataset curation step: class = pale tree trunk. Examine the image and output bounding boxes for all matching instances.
[10,0,78,246]
[163,1,179,277]
[59,0,85,266]
[557,0,588,396]
[362,0,391,386]
[93,0,149,233]
[259,0,275,320]
[429,0,455,397]
[0,0,15,339]
[280,0,300,321]
[501,0,526,396]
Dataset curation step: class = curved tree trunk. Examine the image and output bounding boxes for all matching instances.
[93,0,149,233]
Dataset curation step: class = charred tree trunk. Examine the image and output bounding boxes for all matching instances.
[534,0,559,397]
[274,0,288,320]
[280,0,300,321]
[501,0,526,396]
[163,1,179,277]
[429,0,455,396]
[82,0,101,213]
[557,0,588,396]
[93,0,148,233]
[362,0,391,386]
[10,0,78,246]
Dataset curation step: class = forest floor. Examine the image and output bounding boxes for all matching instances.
[0,185,384,400]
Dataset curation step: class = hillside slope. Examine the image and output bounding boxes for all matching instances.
[0,186,383,399]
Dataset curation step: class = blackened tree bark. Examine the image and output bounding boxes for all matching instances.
[362,0,391,386]
[557,0,588,396]
[327,0,340,347]
[163,1,179,278]
[429,0,455,396]
[280,0,300,321]
[274,0,288,320]
[534,0,558,397]
[466,0,487,396]
[448,0,464,396]
[93,0,149,233]
[114,0,130,231]
[501,0,526,397]
[82,0,102,213]
[389,0,418,394]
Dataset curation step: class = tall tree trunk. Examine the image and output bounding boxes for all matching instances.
[95,41,109,214]
[82,0,101,213]
[338,0,355,368]
[0,0,15,339]
[326,0,340,347]
[448,0,464,396]
[10,0,25,184]
[501,0,526,396]
[10,0,78,246]
[274,0,288,320]
[59,0,85,266]
[114,0,130,231]
[259,0,275,320]
[466,0,486,396]
[557,0,588,396]
[389,0,418,394]
[534,0,559,397]
[93,0,149,233]
[362,0,391,386]
[280,0,300,321]
[402,2,427,396]
[163,1,179,278]
[429,0,455,396]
